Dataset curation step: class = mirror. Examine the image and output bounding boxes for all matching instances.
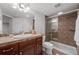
[2,14,34,35]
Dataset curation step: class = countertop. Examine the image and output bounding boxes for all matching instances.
[0,34,42,46]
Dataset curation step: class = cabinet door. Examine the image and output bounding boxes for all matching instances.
[19,39,35,55]
[36,37,42,55]
[0,43,18,55]
[20,44,35,55]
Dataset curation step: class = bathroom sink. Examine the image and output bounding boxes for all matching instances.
[13,34,32,39]
[13,34,41,40]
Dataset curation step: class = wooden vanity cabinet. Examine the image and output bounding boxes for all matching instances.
[35,37,42,55]
[19,37,42,55]
[19,39,35,55]
[0,36,42,55]
[0,42,18,55]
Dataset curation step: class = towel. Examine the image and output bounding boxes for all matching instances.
[74,15,79,46]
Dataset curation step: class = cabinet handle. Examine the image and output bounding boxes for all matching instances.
[20,52,23,55]
[40,45,42,47]
[37,45,42,47]
[2,48,13,52]
[69,30,75,32]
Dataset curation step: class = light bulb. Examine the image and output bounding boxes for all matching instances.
[24,6,30,12]
[20,4,25,8]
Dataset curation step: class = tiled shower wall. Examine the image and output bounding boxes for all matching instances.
[45,12,77,47]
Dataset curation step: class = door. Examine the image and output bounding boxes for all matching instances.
[58,12,77,46]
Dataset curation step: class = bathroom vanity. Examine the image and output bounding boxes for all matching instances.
[0,34,42,55]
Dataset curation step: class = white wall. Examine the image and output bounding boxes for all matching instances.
[12,18,33,33]
[0,9,2,34]
[34,13,45,35]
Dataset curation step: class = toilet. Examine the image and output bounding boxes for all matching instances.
[43,36,54,55]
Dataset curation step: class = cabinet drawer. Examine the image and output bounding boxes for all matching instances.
[0,43,18,55]
[19,39,35,49]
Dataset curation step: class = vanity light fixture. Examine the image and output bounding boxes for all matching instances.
[20,4,25,8]
[24,6,30,12]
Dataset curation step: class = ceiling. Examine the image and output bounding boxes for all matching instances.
[0,3,79,18]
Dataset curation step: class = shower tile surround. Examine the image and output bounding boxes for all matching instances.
[46,12,77,47]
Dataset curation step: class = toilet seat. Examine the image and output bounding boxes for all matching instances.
[43,42,54,49]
